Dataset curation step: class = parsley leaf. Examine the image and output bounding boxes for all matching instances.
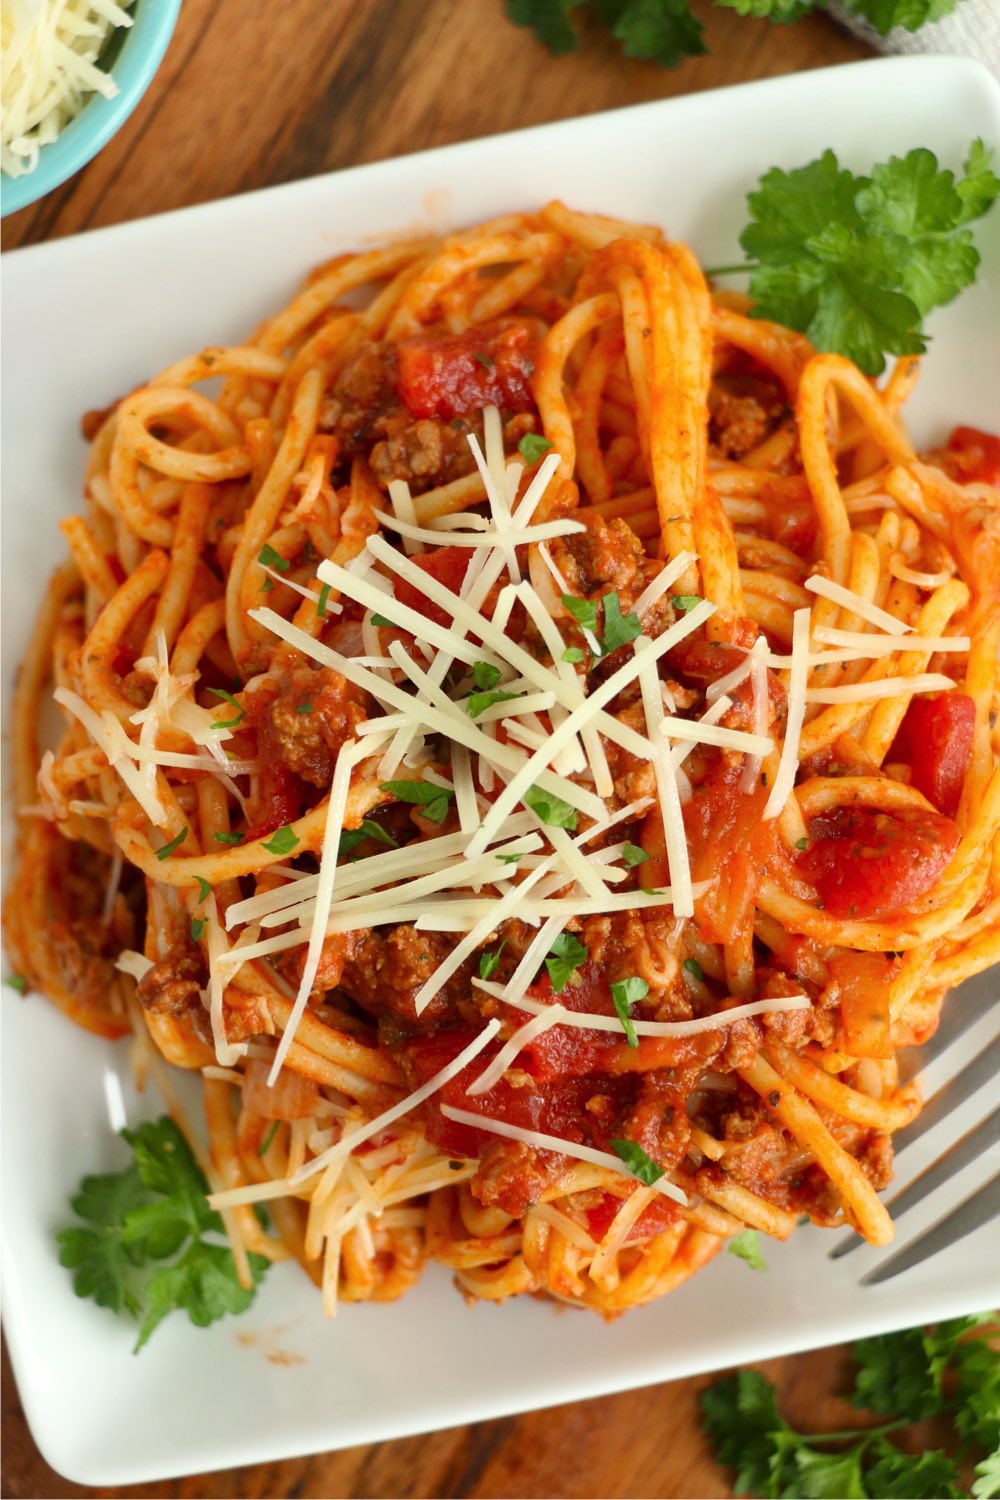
[316,582,332,619]
[599,591,642,655]
[595,0,705,68]
[496,851,523,865]
[841,0,961,33]
[609,1138,665,1187]
[57,1118,267,1351]
[561,594,598,633]
[258,1121,279,1157]
[380,779,454,825]
[714,0,812,19]
[473,661,502,691]
[370,613,394,628]
[562,646,586,664]
[262,824,299,856]
[973,1450,1000,1500]
[682,957,703,982]
[545,932,588,992]
[4,973,27,992]
[671,593,704,613]
[206,687,244,728]
[156,827,188,861]
[523,784,577,830]
[338,819,399,856]
[610,975,647,1047]
[213,830,244,846]
[190,917,205,942]
[467,688,521,719]
[257,542,289,573]
[195,876,213,902]
[518,432,554,464]
[865,1444,964,1499]
[295,700,313,714]
[505,0,583,53]
[479,941,507,980]
[621,842,649,867]
[727,1228,767,1271]
[732,141,1000,375]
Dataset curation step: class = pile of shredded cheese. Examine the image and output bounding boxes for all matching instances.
[1,0,135,179]
[107,406,963,1239]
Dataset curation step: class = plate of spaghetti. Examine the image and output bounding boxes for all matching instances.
[3,54,999,1487]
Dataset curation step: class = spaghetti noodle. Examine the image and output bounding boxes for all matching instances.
[7,204,1000,1316]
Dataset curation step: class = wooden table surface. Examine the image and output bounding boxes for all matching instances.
[2,2,871,1495]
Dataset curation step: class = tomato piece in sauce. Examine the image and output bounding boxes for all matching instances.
[585,1191,678,1245]
[942,426,1000,487]
[891,693,976,819]
[396,321,538,420]
[797,806,959,920]
[392,546,471,629]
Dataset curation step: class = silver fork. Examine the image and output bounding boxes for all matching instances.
[829,966,1000,1282]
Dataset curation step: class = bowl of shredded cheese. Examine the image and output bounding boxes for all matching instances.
[1,0,181,217]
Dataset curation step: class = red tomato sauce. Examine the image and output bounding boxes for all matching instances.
[396,321,538,420]
[942,426,1000,486]
[392,546,472,629]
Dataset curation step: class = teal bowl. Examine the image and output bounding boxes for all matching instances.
[1,0,182,218]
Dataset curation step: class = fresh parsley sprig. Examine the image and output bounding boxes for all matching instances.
[701,1315,1000,1499]
[57,1118,268,1352]
[710,141,1000,375]
[506,0,971,73]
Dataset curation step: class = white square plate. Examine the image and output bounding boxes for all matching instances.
[3,53,999,1488]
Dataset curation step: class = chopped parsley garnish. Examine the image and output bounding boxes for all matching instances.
[561,594,598,633]
[189,917,206,942]
[609,1138,665,1187]
[795,836,810,851]
[295,701,312,715]
[495,851,523,865]
[479,941,507,981]
[258,1121,279,1157]
[467,689,521,719]
[472,351,494,371]
[262,825,299,857]
[194,876,213,902]
[598,592,642,655]
[156,828,188,861]
[316,582,332,619]
[610,975,647,1047]
[57,1116,268,1351]
[682,957,704,983]
[473,661,503,691]
[545,932,588,993]
[561,646,586,665]
[507,0,705,68]
[621,843,650,867]
[727,1229,767,1271]
[672,594,704,613]
[518,432,553,464]
[523,784,577,830]
[338,819,400,856]
[206,687,244,728]
[370,613,394,628]
[214,830,244,846]
[258,543,289,573]
[380,779,455,825]
[4,973,27,992]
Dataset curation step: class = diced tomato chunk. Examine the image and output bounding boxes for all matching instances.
[797,806,959,920]
[392,546,472,629]
[243,759,303,843]
[942,426,1000,487]
[585,1191,678,1244]
[396,321,538,420]
[891,693,976,819]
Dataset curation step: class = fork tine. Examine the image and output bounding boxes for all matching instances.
[890,1030,1000,1153]
[860,1170,1000,1284]
[830,1105,1000,1259]
[898,968,1000,1077]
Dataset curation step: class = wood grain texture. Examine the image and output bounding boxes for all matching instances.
[1,1,870,1494]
